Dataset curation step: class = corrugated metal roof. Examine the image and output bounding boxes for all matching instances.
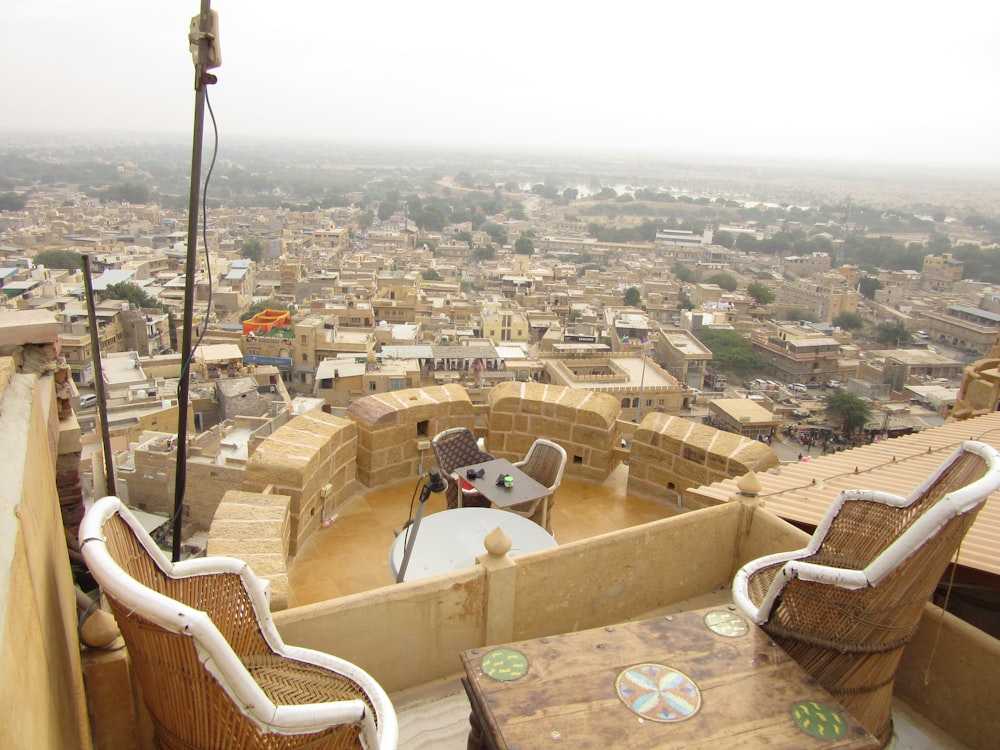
[690,412,1000,576]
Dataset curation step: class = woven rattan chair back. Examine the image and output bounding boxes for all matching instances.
[733,441,1000,746]
[432,427,494,508]
[82,498,397,749]
[508,439,567,532]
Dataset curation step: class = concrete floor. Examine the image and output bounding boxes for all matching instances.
[287,462,678,605]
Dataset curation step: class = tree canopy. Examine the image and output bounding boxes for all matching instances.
[514,237,534,255]
[693,328,763,376]
[859,276,884,300]
[673,262,695,283]
[874,320,912,346]
[241,238,264,263]
[0,192,27,211]
[623,286,641,307]
[822,390,874,437]
[705,272,738,292]
[421,268,443,281]
[99,282,163,310]
[832,311,864,330]
[746,281,776,305]
[34,248,84,271]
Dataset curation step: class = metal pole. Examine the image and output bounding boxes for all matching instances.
[172,0,213,562]
[81,254,116,497]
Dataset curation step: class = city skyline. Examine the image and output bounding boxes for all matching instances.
[2,1,999,167]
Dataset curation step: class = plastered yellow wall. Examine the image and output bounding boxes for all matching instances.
[0,371,91,749]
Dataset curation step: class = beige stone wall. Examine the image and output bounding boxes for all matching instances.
[896,604,1000,748]
[627,414,779,505]
[952,358,1000,421]
[208,490,292,610]
[347,384,475,487]
[486,381,621,481]
[242,411,357,555]
[0,370,91,750]
[272,502,803,694]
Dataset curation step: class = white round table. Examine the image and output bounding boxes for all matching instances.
[389,507,557,582]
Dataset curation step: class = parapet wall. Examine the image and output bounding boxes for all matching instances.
[208,490,292,610]
[628,413,779,506]
[346,384,476,487]
[242,410,357,555]
[485,381,620,481]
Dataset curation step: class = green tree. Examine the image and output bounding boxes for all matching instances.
[781,309,818,322]
[34,248,84,271]
[0,192,27,211]
[705,272,738,292]
[358,211,375,232]
[874,320,911,346]
[672,262,695,283]
[713,230,735,249]
[746,281,776,305]
[823,390,874,437]
[99,282,162,310]
[455,230,474,248]
[472,245,495,262]
[514,237,534,255]
[562,187,578,201]
[693,328,763,377]
[483,223,508,246]
[377,201,396,221]
[241,238,265,263]
[623,286,642,307]
[859,276,884,300]
[241,298,292,322]
[421,268,443,281]
[832,311,864,330]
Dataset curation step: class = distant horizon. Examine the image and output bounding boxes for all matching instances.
[4,127,999,178]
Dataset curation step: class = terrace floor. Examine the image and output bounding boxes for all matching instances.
[288,461,676,605]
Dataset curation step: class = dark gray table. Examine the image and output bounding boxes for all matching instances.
[457,458,550,510]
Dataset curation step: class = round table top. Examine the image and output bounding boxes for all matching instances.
[389,507,557,582]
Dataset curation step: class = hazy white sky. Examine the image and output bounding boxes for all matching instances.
[3,1,999,165]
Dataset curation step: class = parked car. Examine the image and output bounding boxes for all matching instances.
[825,380,843,389]
[805,382,820,389]
[789,383,808,393]
[79,394,98,409]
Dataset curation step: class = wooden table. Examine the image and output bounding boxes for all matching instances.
[388,507,556,582]
[460,606,879,749]
[458,458,550,510]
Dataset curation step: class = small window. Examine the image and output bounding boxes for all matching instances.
[369,381,377,391]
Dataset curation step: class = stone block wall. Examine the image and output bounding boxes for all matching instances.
[486,382,621,481]
[627,414,779,506]
[208,490,292,610]
[347,384,476,487]
[952,358,1000,421]
[242,410,357,555]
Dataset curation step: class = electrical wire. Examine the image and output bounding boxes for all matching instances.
[169,84,219,541]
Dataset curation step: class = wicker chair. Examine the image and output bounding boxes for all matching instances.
[732,440,1000,747]
[79,496,398,750]
[507,439,567,534]
[432,427,494,509]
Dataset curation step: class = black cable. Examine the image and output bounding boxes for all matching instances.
[169,84,219,540]
[177,85,219,393]
[397,474,432,570]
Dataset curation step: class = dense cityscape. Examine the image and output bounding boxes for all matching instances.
[4,131,1000,749]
